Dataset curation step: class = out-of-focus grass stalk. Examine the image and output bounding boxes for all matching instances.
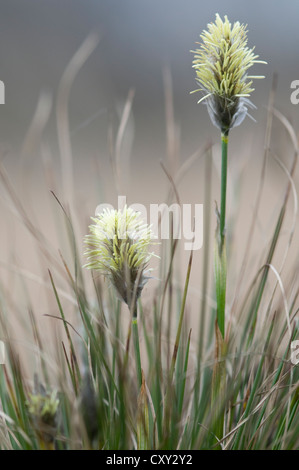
[170,248,193,381]
[163,246,193,442]
[132,304,142,389]
[198,147,212,359]
[137,370,150,449]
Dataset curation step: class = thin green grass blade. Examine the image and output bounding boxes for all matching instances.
[177,328,192,416]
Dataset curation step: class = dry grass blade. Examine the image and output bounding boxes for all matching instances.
[56,32,100,201]
[229,74,277,331]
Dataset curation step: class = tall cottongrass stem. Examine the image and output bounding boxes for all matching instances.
[83,206,157,387]
[191,13,266,338]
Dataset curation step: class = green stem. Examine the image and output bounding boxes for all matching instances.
[210,131,229,445]
[220,132,229,250]
[132,304,142,389]
[214,132,229,340]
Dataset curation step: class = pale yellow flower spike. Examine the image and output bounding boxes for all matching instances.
[191,13,266,133]
[83,206,157,306]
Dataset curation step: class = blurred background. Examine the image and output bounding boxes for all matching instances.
[0,0,298,148]
[0,0,298,202]
[0,0,298,354]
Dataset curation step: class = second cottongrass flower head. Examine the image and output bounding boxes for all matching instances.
[84,206,156,307]
[191,14,266,134]
[26,389,59,447]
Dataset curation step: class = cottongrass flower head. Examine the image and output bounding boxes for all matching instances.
[26,390,59,423]
[84,206,156,307]
[26,390,59,447]
[191,13,266,134]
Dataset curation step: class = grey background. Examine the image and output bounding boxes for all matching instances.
[0,0,298,160]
